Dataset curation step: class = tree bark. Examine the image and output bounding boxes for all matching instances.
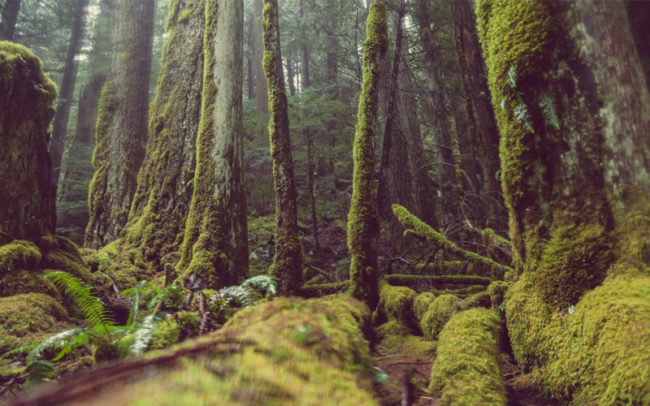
[254,0,268,115]
[50,0,88,187]
[299,0,310,90]
[124,0,205,270]
[347,1,387,309]
[0,0,20,41]
[477,1,650,402]
[176,0,248,289]
[85,0,155,248]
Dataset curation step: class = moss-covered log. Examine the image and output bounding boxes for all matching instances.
[11,297,376,405]
[385,273,492,286]
[85,0,155,248]
[347,1,387,308]
[392,205,510,279]
[125,0,205,268]
[0,41,56,245]
[262,0,302,295]
[477,0,650,403]
[429,308,506,405]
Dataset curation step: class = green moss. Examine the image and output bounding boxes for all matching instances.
[420,294,462,341]
[91,240,153,291]
[150,311,200,350]
[487,280,510,310]
[380,334,436,359]
[378,280,418,334]
[39,234,92,282]
[0,240,41,279]
[392,205,509,278]
[0,293,71,355]
[346,1,387,308]
[429,308,506,405]
[413,291,436,321]
[0,269,60,298]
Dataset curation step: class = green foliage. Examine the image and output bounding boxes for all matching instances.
[209,274,277,311]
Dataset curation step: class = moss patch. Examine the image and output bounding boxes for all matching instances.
[150,311,200,350]
[379,280,418,333]
[429,308,506,405]
[420,294,462,341]
[413,291,436,321]
[0,240,41,280]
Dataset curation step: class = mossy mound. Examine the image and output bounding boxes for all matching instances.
[378,280,418,333]
[0,293,71,355]
[379,334,436,359]
[90,240,153,291]
[413,291,436,321]
[0,240,42,279]
[420,294,462,340]
[150,311,200,350]
[39,234,92,282]
[507,274,650,404]
[429,308,506,405]
[0,269,60,298]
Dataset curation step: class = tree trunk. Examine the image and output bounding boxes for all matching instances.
[85,0,155,249]
[347,1,387,309]
[286,55,296,96]
[49,0,88,187]
[246,9,254,100]
[477,1,650,403]
[254,0,268,115]
[0,43,56,245]
[307,134,320,254]
[452,0,505,231]
[56,0,115,244]
[299,0,310,90]
[0,0,20,41]
[176,0,248,289]
[124,0,205,270]
[263,0,303,296]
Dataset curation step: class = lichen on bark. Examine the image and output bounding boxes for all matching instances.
[262,0,302,295]
[177,0,248,289]
[347,1,387,309]
[0,41,57,245]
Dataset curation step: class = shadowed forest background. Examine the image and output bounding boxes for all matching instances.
[1,0,650,404]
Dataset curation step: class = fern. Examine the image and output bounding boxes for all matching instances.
[506,66,518,89]
[513,103,534,133]
[241,275,277,297]
[127,315,157,357]
[25,328,85,365]
[24,360,55,387]
[537,92,559,130]
[45,271,115,340]
[214,285,256,308]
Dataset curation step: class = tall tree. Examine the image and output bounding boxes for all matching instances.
[125,0,205,269]
[478,0,650,403]
[85,0,155,248]
[254,0,268,114]
[177,0,248,289]
[347,1,387,308]
[0,0,20,41]
[263,0,302,295]
[49,0,89,186]
[57,0,115,244]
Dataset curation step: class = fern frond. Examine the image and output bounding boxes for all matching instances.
[1,343,37,359]
[538,92,559,130]
[25,327,85,365]
[241,275,277,297]
[506,66,518,89]
[127,315,157,357]
[45,271,115,339]
[513,103,534,133]
[214,285,256,308]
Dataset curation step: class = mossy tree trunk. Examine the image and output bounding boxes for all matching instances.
[49,0,88,187]
[0,42,57,245]
[85,0,155,249]
[477,1,650,402]
[0,0,20,41]
[254,0,268,115]
[177,0,249,289]
[347,1,387,309]
[262,0,303,296]
[125,0,205,269]
[57,0,115,243]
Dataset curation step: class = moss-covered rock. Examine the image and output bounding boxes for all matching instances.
[39,234,92,282]
[0,293,71,355]
[420,294,462,341]
[429,308,506,405]
[378,280,418,333]
[413,291,436,321]
[150,311,200,350]
[0,269,60,298]
[0,41,57,246]
[0,240,42,279]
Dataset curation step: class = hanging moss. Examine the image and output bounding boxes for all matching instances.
[347,1,387,308]
[124,0,204,269]
[0,41,57,245]
[261,0,303,295]
[429,308,506,405]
